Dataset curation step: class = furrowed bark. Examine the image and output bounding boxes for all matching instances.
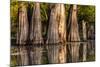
[16,3,29,65]
[30,2,43,64]
[57,4,67,63]
[68,5,80,62]
[47,4,59,63]
[47,4,67,64]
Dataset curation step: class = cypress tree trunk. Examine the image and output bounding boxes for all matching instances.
[16,3,29,65]
[47,4,59,64]
[47,4,66,64]
[87,24,95,56]
[57,4,67,63]
[82,20,87,61]
[68,5,80,62]
[30,2,43,64]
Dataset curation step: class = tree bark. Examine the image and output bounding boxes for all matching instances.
[87,24,95,56]
[68,5,80,62]
[82,20,87,61]
[30,2,43,64]
[47,4,66,64]
[16,3,29,65]
[57,4,67,63]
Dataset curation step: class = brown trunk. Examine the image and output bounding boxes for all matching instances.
[57,4,67,63]
[17,3,29,45]
[47,4,66,64]
[68,5,80,62]
[87,24,95,56]
[82,20,87,61]
[16,3,29,65]
[30,2,43,64]
[47,4,59,64]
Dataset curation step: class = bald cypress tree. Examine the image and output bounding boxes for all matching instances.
[57,4,67,63]
[30,2,43,64]
[16,2,29,65]
[47,4,67,64]
[82,20,87,61]
[68,5,80,62]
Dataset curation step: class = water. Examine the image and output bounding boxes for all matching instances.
[10,40,95,66]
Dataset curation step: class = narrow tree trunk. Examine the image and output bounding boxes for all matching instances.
[68,5,80,62]
[30,2,43,64]
[87,25,95,56]
[16,3,29,65]
[47,4,66,64]
[82,20,87,61]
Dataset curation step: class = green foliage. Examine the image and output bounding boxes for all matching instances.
[11,0,18,38]
[78,5,95,23]
[40,3,49,22]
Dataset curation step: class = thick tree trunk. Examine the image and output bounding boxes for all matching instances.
[82,20,87,61]
[47,4,59,64]
[68,5,80,62]
[47,4,66,64]
[57,4,67,63]
[30,2,43,64]
[16,3,29,65]
[17,3,29,45]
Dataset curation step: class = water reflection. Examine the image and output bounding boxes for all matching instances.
[11,41,95,66]
[47,43,66,64]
